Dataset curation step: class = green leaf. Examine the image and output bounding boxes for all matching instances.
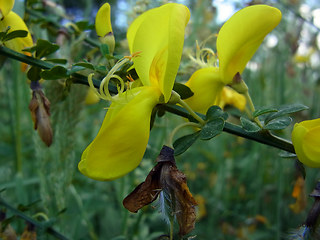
[206,106,228,121]
[27,66,42,81]
[69,65,86,74]
[252,107,278,118]
[100,44,110,56]
[173,131,200,156]
[265,103,308,124]
[200,118,225,140]
[264,116,292,130]
[73,62,95,70]
[173,83,194,100]
[40,66,69,80]
[3,30,28,42]
[44,58,68,64]
[240,117,261,132]
[31,39,60,58]
[75,20,94,31]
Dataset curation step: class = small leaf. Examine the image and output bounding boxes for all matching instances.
[3,30,28,42]
[44,58,67,64]
[240,117,261,132]
[40,66,69,80]
[33,39,60,58]
[279,151,297,158]
[253,107,278,118]
[27,66,42,81]
[265,103,308,124]
[173,83,194,100]
[69,65,86,74]
[73,62,95,70]
[200,118,225,140]
[75,20,94,31]
[206,106,228,121]
[264,116,292,130]
[173,131,200,156]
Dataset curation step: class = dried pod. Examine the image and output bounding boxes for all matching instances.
[123,145,197,236]
[29,82,53,147]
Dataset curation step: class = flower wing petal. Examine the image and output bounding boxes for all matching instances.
[217,5,281,83]
[127,3,190,102]
[185,67,224,114]
[79,87,161,181]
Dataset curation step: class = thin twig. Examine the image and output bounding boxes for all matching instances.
[0,196,70,240]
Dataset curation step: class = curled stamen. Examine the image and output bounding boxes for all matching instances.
[87,52,142,103]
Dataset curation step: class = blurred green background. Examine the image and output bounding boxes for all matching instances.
[1,0,320,239]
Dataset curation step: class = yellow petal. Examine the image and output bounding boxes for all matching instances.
[79,86,161,181]
[95,3,112,36]
[127,3,190,102]
[219,86,246,111]
[184,67,224,114]
[0,0,14,18]
[217,5,281,83]
[292,118,320,167]
[0,11,33,52]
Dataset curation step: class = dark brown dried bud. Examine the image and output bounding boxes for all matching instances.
[123,145,197,236]
[20,222,36,240]
[305,181,320,228]
[29,83,53,147]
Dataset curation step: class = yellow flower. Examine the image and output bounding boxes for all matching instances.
[292,118,320,167]
[219,86,246,111]
[79,3,190,181]
[0,1,33,53]
[95,2,115,53]
[185,5,281,114]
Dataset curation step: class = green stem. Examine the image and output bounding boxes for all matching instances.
[25,8,100,48]
[176,99,205,126]
[0,47,296,155]
[168,122,201,148]
[0,46,117,93]
[13,62,22,173]
[0,196,69,240]
[162,105,295,154]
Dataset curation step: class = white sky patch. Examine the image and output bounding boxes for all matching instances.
[246,61,259,72]
[115,0,128,29]
[212,0,237,24]
[299,4,312,21]
[265,34,279,48]
[312,8,320,28]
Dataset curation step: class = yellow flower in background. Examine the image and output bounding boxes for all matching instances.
[292,118,320,167]
[219,86,246,111]
[0,0,33,53]
[185,5,281,114]
[79,3,190,181]
[95,2,115,53]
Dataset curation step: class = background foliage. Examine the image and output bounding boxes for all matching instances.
[1,0,320,239]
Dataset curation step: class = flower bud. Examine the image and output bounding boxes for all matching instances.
[95,3,115,54]
[29,82,53,147]
[292,118,320,167]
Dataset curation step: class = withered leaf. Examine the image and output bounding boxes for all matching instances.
[123,145,197,236]
[123,162,162,213]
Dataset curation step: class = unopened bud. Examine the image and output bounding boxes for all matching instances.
[29,82,53,147]
[95,3,115,54]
